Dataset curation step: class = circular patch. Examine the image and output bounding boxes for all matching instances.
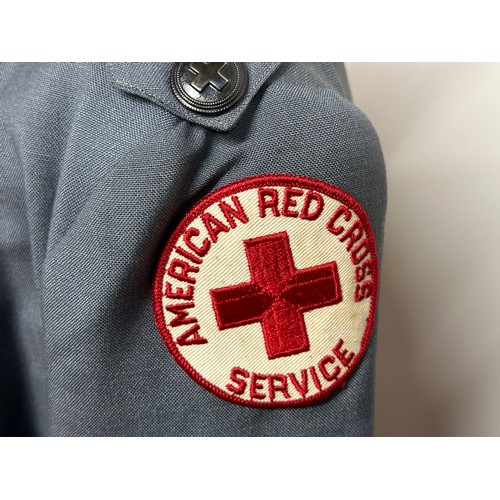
[153,174,379,407]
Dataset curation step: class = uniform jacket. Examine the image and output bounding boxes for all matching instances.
[0,62,386,436]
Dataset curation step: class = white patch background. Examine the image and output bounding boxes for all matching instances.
[160,185,374,403]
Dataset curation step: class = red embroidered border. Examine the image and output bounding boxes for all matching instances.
[152,174,379,408]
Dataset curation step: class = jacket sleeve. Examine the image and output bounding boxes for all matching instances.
[0,62,386,436]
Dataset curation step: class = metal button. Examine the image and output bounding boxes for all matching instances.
[170,62,248,114]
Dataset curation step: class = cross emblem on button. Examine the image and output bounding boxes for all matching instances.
[188,62,230,93]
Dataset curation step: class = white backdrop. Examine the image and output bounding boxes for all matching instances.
[346,63,500,436]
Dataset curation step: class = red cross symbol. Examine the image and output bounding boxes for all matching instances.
[210,231,343,360]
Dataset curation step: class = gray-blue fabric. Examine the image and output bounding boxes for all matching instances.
[0,62,386,436]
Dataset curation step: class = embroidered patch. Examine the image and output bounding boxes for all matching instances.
[153,174,378,407]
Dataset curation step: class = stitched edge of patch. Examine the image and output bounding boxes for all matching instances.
[152,174,379,408]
